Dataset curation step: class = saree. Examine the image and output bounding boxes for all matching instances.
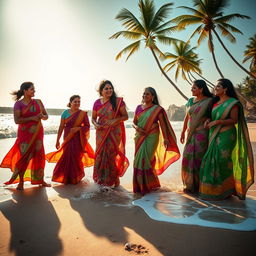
[93,97,129,186]
[133,105,180,194]
[46,110,94,184]
[181,97,212,192]
[199,97,254,200]
[0,99,46,184]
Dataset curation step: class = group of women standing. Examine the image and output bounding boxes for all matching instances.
[0,79,254,200]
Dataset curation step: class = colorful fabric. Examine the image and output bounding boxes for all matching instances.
[181,97,212,192]
[93,97,129,186]
[1,99,46,184]
[133,104,180,194]
[46,110,94,184]
[199,97,254,200]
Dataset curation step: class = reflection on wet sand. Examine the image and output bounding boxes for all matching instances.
[133,192,256,231]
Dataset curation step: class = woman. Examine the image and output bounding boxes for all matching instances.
[180,80,212,193]
[0,82,50,190]
[46,95,94,184]
[92,80,129,187]
[133,87,180,195]
[199,78,254,200]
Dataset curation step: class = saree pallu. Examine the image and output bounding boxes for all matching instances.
[133,105,180,194]
[199,98,254,200]
[0,99,45,184]
[46,110,94,184]
[181,98,212,192]
[93,98,129,186]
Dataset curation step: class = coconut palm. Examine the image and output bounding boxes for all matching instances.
[172,0,256,79]
[243,34,256,75]
[163,41,214,88]
[109,0,188,100]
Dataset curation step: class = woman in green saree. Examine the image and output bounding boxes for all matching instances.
[199,79,254,200]
[180,80,212,193]
[133,87,180,195]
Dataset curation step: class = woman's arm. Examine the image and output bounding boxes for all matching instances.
[13,109,40,124]
[55,118,65,149]
[106,105,128,127]
[132,112,147,135]
[39,100,48,120]
[180,113,189,144]
[91,110,101,129]
[207,105,238,129]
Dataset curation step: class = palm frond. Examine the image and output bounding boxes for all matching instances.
[214,13,250,24]
[139,0,155,33]
[116,8,145,33]
[216,24,236,43]
[155,25,180,36]
[109,31,142,40]
[150,3,173,30]
[115,40,141,60]
[156,35,179,45]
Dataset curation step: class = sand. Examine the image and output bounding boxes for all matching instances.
[0,124,255,256]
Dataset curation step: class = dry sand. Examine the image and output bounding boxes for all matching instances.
[0,124,255,256]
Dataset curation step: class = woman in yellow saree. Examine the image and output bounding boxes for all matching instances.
[46,95,94,184]
[92,80,129,187]
[0,82,49,190]
[133,87,180,195]
[200,79,254,200]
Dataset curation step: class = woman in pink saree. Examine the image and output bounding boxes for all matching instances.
[46,95,94,184]
[0,82,50,190]
[92,80,129,187]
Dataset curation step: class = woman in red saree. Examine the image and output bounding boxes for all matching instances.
[92,80,129,187]
[46,95,94,184]
[0,82,49,190]
[133,87,180,194]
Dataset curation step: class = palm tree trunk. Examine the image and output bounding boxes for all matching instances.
[209,32,225,78]
[194,71,214,88]
[236,89,256,108]
[213,29,256,79]
[150,48,188,100]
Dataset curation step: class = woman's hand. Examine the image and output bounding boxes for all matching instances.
[55,140,60,150]
[207,120,221,129]
[180,131,185,144]
[133,125,147,136]
[105,119,117,127]
[164,139,170,149]
[204,119,210,128]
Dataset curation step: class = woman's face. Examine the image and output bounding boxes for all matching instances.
[24,85,35,98]
[70,97,81,110]
[214,82,226,96]
[142,89,153,104]
[191,84,202,97]
[101,84,113,98]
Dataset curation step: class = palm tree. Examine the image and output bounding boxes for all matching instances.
[109,0,188,100]
[172,0,256,79]
[163,41,214,88]
[243,34,256,75]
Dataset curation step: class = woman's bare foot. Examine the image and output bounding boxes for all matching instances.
[16,183,24,190]
[40,181,51,187]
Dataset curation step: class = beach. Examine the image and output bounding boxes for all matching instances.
[0,124,255,256]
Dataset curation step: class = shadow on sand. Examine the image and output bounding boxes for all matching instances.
[0,187,62,256]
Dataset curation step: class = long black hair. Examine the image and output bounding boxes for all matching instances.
[144,87,160,105]
[193,80,213,97]
[98,80,117,110]
[212,78,239,105]
[11,82,34,101]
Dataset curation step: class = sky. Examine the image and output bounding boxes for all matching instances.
[0,0,255,110]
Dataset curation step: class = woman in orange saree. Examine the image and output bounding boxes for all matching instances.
[46,95,94,184]
[133,87,180,195]
[0,82,49,190]
[92,80,129,187]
